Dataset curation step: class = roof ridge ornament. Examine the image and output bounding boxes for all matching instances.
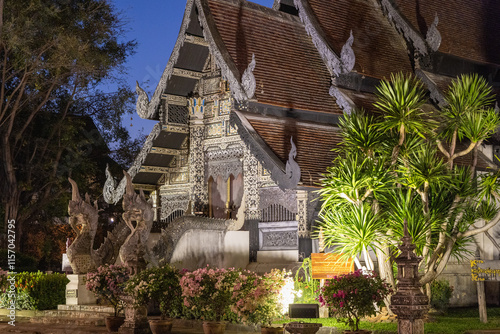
[103,123,162,204]
[426,13,441,52]
[136,81,151,119]
[241,53,256,99]
[104,164,119,204]
[340,30,355,73]
[272,136,301,190]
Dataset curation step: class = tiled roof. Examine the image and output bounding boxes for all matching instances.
[305,0,413,79]
[206,0,341,114]
[393,0,500,65]
[243,112,342,187]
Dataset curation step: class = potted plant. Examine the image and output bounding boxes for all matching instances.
[180,266,240,334]
[318,269,393,333]
[85,264,129,332]
[125,264,182,333]
[230,269,287,333]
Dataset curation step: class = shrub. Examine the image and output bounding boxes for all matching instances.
[294,257,320,304]
[430,279,454,312]
[230,268,288,326]
[125,264,182,319]
[180,266,241,322]
[319,270,392,332]
[85,264,129,317]
[0,271,69,310]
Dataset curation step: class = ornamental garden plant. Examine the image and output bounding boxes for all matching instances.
[125,263,183,319]
[230,268,287,326]
[180,266,241,322]
[0,270,68,310]
[318,269,392,332]
[85,264,129,317]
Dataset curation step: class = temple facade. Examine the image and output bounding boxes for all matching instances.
[103,0,500,286]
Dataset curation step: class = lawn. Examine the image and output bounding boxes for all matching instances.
[275,307,500,334]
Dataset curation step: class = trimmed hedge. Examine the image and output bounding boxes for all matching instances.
[0,271,69,310]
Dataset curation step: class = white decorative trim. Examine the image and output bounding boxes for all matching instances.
[136,81,150,119]
[241,54,256,99]
[426,14,441,52]
[329,85,355,115]
[293,0,354,76]
[103,123,162,204]
[415,69,447,107]
[195,0,248,102]
[340,31,355,73]
[379,0,429,55]
[136,0,195,119]
[231,111,301,190]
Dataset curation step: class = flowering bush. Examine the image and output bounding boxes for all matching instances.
[125,264,182,319]
[180,266,241,322]
[318,270,393,332]
[86,264,129,317]
[230,269,287,326]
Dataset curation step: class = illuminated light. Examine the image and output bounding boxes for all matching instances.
[278,276,296,315]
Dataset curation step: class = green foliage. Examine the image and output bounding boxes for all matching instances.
[0,0,138,252]
[319,270,393,331]
[125,264,182,319]
[318,72,500,287]
[85,264,129,317]
[430,279,454,312]
[230,269,288,326]
[180,266,241,322]
[0,271,69,310]
[294,258,320,304]
[374,72,430,137]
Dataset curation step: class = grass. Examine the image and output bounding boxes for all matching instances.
[275,307,500,334]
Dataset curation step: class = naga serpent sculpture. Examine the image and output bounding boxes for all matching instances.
[119,171,154,275]
[67,178,99,274]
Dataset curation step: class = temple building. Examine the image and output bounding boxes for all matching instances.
[103,0,500,292]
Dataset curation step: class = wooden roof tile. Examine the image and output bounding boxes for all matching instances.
[243,113,342,187]
[393,0,500,66]
[207,0,342,114]
[306,0,413,79]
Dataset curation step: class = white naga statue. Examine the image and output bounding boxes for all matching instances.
[67,178,99,274]
[119,171,154,275]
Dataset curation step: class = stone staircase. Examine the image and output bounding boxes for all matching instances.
[29,304,115,326]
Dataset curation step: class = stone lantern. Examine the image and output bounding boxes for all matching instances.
[390,220,429,334]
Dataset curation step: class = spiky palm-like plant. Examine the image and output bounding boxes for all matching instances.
[318,73,500,289]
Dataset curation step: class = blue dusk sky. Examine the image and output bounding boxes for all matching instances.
[110,0,275,140]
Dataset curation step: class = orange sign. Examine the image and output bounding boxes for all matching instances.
[311,253,355,279]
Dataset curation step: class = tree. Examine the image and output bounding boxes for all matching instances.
[0,0,137,251]
[318,73,500,291]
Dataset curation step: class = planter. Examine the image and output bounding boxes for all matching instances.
[105,316,125,332]
[284,322,322,334]
[261,326,283,334]
[149,319,173,334]
[202,321,226,334]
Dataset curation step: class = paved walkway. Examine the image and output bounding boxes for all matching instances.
[2,319,500,334]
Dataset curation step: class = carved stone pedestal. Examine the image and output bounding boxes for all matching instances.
[397,319,425,334]
[390,220,428,334]
[119,296,150,334]
[65,274,97,305]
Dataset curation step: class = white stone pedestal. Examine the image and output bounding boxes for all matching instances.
[66,274,97,305]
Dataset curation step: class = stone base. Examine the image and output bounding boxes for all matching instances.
[398,319,424,334]
[65,274,97,305]
[119,300,150,334]
[319,306,328,318]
